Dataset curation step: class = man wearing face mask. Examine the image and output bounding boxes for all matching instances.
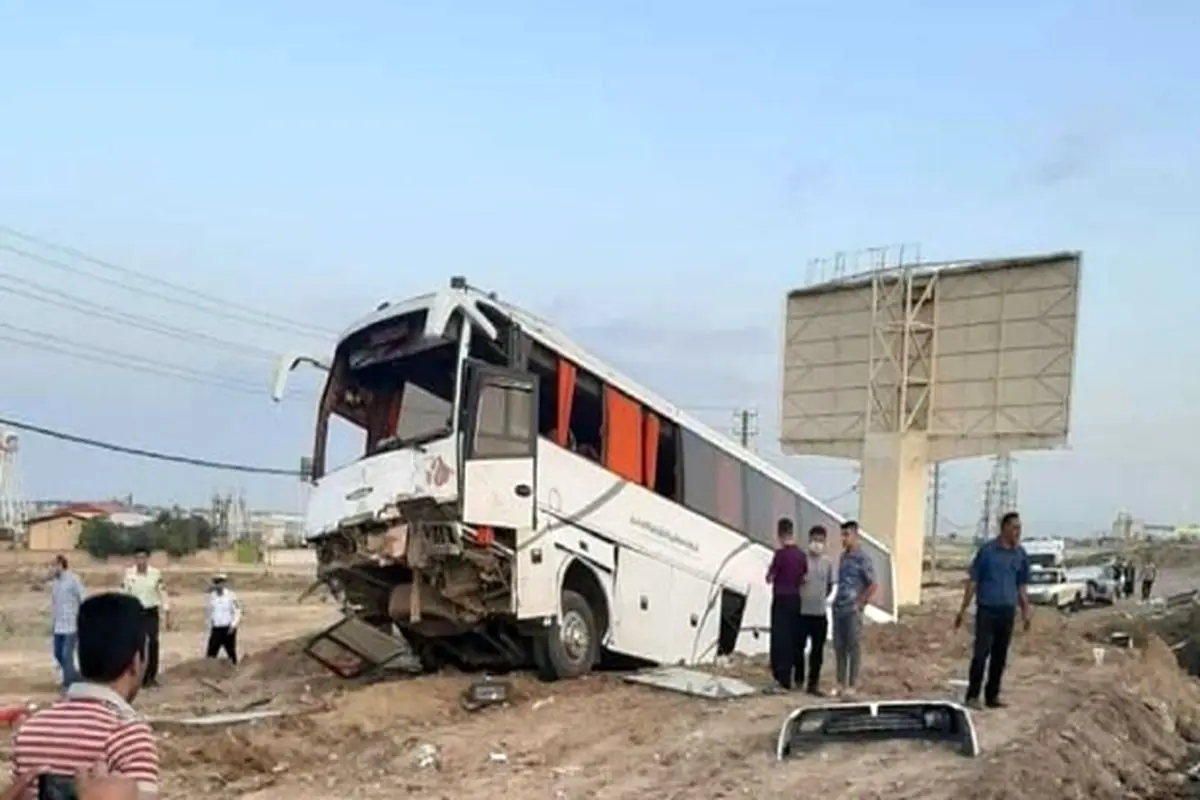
[795,525,834,696]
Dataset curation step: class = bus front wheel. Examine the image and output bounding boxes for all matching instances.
[534,589,600,681]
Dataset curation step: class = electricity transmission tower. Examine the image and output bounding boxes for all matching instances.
[974,454,1018,544]
[0,431,29,545]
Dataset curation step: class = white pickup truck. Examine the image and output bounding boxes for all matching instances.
[1026,567,1087,612]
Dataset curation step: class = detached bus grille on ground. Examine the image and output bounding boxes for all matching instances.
[776,700,980,760]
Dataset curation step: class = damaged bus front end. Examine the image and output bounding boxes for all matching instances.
[276,282,528,671]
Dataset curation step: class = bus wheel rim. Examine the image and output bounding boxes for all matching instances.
[561,610,590,662]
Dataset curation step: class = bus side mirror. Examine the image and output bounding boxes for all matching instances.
[272,353,331,403]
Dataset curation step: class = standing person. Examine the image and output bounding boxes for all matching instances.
[796,525,835,696]
[48,555,85,691]
[120,548,169,688]
[954,511,1031,710]
[831,520,877,699]
[1141,560,1158,602]
[1123,561,1137,601]
[10,592,160,798]
[205,574,242,665]
[765,518,807,692]
[1111,558,1125,599]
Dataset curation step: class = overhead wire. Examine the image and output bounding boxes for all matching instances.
[0,269,283,361]
[0,322,274,394]
[0,242,332,340]
[0,414,303,476]
[822,482,860,505]
[0,224,338,337]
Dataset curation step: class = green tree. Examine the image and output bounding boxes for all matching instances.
[76,513,218,559]
[78,518,128,559]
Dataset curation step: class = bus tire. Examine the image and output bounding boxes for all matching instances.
[537,589,599,681]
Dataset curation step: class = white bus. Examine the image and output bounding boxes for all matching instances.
[273,278,896,680]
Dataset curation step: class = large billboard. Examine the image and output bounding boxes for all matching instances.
[780,252,1081,461]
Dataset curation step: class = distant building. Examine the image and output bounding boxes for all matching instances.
[26,510,90,552]
[248,511,304,546]
[107,511,155,528]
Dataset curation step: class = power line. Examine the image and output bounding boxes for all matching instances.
[0,322,271,394]
[0,242,332,340]
[823,482,860,504]
[0,414,302,476]
[0,225,338,337]
[0,269,281,361]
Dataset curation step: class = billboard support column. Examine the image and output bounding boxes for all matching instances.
[859,431,929,607]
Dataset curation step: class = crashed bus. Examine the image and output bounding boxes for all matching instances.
[273,278,897,681]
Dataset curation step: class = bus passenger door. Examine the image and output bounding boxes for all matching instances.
[460,361,538,531]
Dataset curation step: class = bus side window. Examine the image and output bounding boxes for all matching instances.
[569,369,604,462]
[648,417,681,502]
[527,346,559,439]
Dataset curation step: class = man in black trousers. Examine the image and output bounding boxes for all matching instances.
[954,511,1031,709]
[765,518,807,692]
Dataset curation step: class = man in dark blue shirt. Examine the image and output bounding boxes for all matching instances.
[954,511,1031,709]
[766,517,808,691]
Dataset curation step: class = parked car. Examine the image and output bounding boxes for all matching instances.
[1027,567,1087,612]
[1067,566,1118,605]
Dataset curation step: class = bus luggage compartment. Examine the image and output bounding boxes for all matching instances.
[776,699,980,760]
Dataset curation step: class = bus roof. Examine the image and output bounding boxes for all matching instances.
[338,283,889,557]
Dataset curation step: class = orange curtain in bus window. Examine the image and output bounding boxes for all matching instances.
[556,361,576,447]
[642,412,660,490]
[603,387,644,484]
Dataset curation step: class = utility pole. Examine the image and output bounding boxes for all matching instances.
[928,462,942,583]
[732,408,759,450]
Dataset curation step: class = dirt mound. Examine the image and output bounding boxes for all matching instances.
[162,635,326,686]
[159,714,347,793]
[239,635,328,681]
[965,637,1200,800]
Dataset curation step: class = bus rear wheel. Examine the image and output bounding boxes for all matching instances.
[534,589,599,681]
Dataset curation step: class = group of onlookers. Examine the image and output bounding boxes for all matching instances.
[768,510,1037,711]
[4,552,243,798]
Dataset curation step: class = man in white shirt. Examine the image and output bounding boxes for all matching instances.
[204,575,242,665]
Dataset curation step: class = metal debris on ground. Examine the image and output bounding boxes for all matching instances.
[146,709,296,728]
[413,743,441,770]
[460,677,513,712]
[623,666,758,699]
[776,700,981,761]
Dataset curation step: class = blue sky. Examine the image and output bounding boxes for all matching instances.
[0,1,1197,535]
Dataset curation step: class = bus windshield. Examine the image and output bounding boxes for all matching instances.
[314,311,462,474]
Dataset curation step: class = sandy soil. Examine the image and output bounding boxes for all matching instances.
[2,561,1200,799]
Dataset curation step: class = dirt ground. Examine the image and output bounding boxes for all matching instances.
[3,559,1200,799]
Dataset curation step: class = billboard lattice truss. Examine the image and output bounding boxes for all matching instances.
[780,252,1081,462]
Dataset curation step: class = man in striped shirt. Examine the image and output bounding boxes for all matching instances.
[9,592,160,798]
